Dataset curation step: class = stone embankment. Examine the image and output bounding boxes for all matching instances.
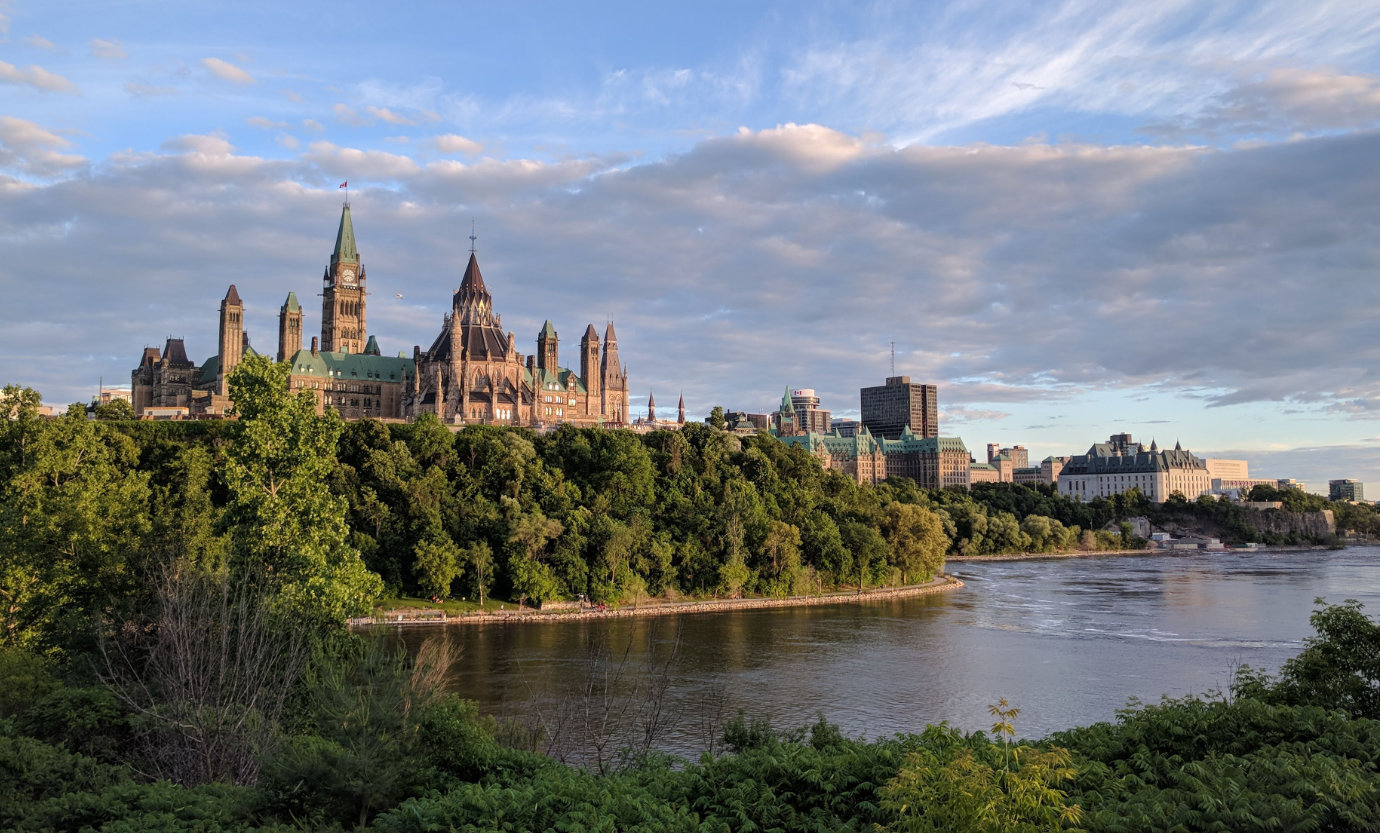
[352,575,963,628]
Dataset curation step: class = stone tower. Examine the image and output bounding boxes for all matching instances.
[601,321,628,423]
[580,324,600,411]
[217,285,244,395]
[277,291,302,362]
[321,202,366,354]
[648,391,656,422]
[537,320,558,372]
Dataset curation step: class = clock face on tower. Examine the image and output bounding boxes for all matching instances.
[340,266,357,285]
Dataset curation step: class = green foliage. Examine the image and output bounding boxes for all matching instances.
[0,392,152,654]
[1234,599,1380,719]
[708,405,726,430]
[92,397,137,420]
[0,647,56,718]
[880,724,1083,833]
[16,684,131,761]
[413,533,464,598]
[263,633,454,828]
[221,356,382,627]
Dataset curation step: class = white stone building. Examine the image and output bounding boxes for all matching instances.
[1058,433,1211,503]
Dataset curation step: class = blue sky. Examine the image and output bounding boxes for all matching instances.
[3,0,1380,494]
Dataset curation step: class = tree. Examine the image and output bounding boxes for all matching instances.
[101,563,310,787]
[0,397,151,654]
[220,356,381,627]
[707,406,726,430]
[882,502,948,583]
[464,541,493,605]
[504,500,564,607]
[413,534,463,599]
[1238,599,1380,719]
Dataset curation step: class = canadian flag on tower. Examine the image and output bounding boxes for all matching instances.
[339,181,348,189]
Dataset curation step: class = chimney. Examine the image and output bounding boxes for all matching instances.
[311,336,319,357]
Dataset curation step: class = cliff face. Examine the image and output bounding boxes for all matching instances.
[1147,508,1335,544]
[1248,508,1335,539]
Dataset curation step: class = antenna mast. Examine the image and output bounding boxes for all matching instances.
[890,340,895,376]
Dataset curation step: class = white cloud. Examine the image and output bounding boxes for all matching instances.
[201,57,255,85]
[303,140,421,179]
[365,105,415,125]
[433,133,483,155]
[246,116,289,129]
[90,38,126,61]
[1147,66,1380,138]
[162,133,235,155]
[23,34,54,50]
[0,60,78,93]
[0,115,85,175]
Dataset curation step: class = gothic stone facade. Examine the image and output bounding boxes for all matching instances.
[404,250,630,428]
[133,203,631,428]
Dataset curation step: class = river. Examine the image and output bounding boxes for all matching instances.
[398,546,1380,762]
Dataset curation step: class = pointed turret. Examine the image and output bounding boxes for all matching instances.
[454,253,493,319]
[364,335,381,356]
[331,203,358,269]
[678,393,685,425]
[277,291,302,361]
[217,285,244,396]
[580,324,600,406]
[648,391,656,422]
[600,321,625,423]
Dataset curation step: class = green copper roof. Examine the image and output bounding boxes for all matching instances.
[363,335,381,356]
[286,348,414,383]
[540,320,558,338]
[283,291,300,312]
[524,364,588,395]
[331,204,358,267]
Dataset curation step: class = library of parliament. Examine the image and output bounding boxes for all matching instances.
[131,204,643,428]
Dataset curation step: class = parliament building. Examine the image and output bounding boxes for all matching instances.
[132,204,630,428]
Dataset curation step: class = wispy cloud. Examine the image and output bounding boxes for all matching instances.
[433,133,483,155]
[90,38,126,61]
[23,34,54,50]
[0,60,78,93]
[201,57,255,85]
[0,115,86,175]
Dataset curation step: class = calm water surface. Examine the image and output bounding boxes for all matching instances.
[400,547,1380,757]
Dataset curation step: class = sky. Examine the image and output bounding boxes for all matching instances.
[2,0,1379,494]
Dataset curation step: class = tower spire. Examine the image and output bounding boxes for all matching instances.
[331,202,358,268]
[469,218,477,254]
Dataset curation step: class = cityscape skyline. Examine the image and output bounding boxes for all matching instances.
[2,1,1379,493]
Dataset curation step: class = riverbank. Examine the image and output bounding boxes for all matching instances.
[353,574,964,627]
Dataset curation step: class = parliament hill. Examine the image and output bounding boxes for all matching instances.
[131,204,631,427]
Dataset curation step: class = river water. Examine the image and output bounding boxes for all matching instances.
[399,547,1380,759]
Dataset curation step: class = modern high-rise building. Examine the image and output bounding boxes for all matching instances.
[1329,479,1365,502]
[789,388,832,434]
[860,376,937,440]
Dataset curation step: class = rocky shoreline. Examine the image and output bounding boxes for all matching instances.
[353,574,964,628]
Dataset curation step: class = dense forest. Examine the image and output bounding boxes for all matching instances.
[4,359,1380,830]
[8,358,1372,651]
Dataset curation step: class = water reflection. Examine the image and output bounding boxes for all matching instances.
[398,547,1380,762]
